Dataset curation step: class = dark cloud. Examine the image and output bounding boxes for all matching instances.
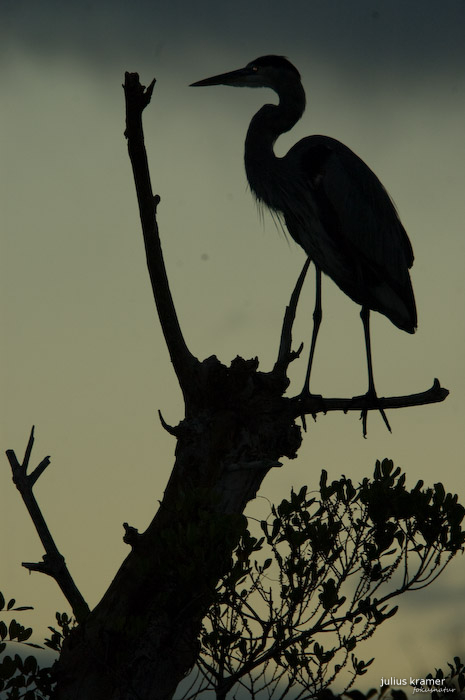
[2,0,465,85]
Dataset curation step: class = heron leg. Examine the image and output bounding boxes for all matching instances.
[298,265,324,431]
[360,306,391,436]
[361,306,375,395]
[302,265,322,396]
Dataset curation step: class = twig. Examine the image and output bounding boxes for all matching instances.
[6,426,90,623]
[273,257,310,380]
[123,72,197,395]
[158,409,180,436]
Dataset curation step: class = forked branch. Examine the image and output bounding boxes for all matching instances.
[6,426,90,623]
[123,72,198,394]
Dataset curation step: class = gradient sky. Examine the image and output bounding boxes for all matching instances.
[1,0,465,690]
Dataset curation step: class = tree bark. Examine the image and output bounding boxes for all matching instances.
[53,356,301,700]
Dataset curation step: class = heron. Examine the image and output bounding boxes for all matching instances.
[191,56,416,430]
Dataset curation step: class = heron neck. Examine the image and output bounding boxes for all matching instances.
[244,81,306,203]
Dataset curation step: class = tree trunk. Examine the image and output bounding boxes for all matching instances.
[52,356,301,699]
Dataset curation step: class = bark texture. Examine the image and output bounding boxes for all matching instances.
[53,356,301,699]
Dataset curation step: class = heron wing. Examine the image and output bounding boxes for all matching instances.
[285,135,416,330]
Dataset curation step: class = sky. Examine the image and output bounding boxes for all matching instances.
[1,0,465,692]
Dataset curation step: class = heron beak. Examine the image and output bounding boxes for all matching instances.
[190,66,250,88]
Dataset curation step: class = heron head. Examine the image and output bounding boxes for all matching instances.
[190,55,301,90]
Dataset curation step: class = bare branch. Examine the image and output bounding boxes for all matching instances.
[123,72,198,395]
[6,427,90,623]
[273,257,311,379]
[158,409,180,436]
[293,378,448,422]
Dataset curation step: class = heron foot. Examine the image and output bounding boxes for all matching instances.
[351,390,392,438]
[297,387,325,432]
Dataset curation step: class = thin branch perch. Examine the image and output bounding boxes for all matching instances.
[293,378,448,417]
[123,72,198,395]
[6,426,90,623]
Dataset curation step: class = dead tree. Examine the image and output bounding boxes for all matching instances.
[6,73,448,700]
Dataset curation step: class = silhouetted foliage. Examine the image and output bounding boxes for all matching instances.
[323,658,465,700]
[176,460,464,699]
[3,460,464,699]
[0,597,74,699]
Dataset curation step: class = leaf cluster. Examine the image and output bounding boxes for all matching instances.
[0,593,43,660]
[179,459,464,700]
[0,596,75,699]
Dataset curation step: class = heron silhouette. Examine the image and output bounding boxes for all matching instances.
[191,55,416,431]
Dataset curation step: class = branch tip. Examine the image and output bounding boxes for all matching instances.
[123,522,140,547]
[30,456,51,487]
[124,69,197,392]
[158,410,179,436]
[7,428,90,622]
[123,72,156,110]
[23,425,36,469]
